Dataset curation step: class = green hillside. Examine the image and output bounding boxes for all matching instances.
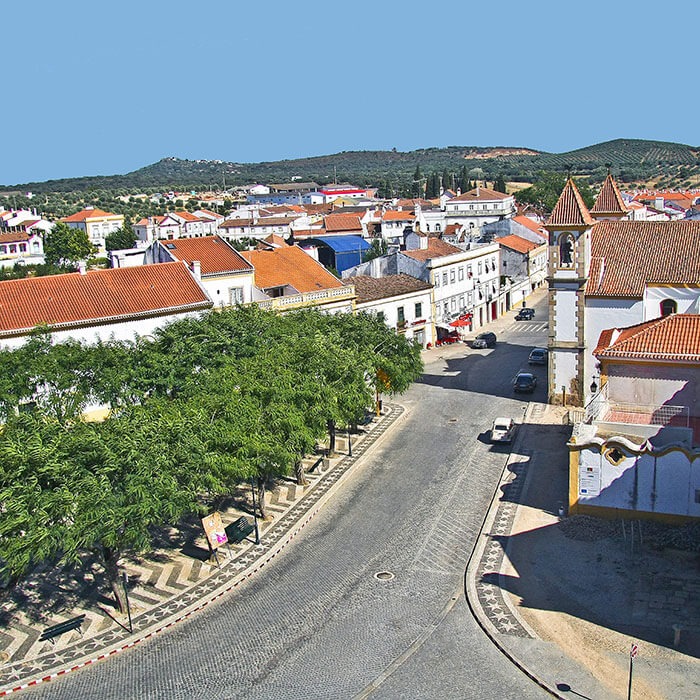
[3,139,700,195]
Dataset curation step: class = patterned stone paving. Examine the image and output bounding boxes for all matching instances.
[473,456,532,639]
[0,406,402,694]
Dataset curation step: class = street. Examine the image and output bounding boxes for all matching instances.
[26,298,552,699]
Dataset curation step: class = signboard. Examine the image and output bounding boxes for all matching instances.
[201,512,228,550]
[579,463,601,498]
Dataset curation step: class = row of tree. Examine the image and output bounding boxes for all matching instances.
[0,307,423,609]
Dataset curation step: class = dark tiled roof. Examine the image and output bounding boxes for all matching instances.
[585,220,700,297]
[344,274,432,303]
[547,178,595,227]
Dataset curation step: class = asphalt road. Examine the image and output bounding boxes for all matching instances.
[27,303,551,699]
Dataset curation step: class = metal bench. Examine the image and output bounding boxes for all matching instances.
[39,614,86,644]
[226,516,255,543]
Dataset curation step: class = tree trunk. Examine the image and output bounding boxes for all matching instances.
[102,546,128,614]
[257,478,268,520]
[294,458,307,486]
[327,419,336,456]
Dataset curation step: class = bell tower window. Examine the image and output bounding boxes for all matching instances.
[660,299,677,317]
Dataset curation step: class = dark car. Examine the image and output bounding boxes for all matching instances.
[515,307,535,321]
[528,348,548,365]
[513,372,537,393]
[471,331,497,349]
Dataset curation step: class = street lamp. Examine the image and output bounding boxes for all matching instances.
[250,477,261,544]
[590,376,599,395]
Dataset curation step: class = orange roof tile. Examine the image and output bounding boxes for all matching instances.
[173,210,201,222]
[585,220,700,297]
[594,314,700,362]
[0,262,211,336]
[0,231,30,244]
[62,208,120,222]
[402,238,462,262]
[382,210,415,222]
[512,215,546,237]
[159,236,253,275]
[323,213,363,232]
[450,187,511,202]
[496,234,541,254]
[547,178,595,227]
[590,174,627,216]
[241,245,343,293]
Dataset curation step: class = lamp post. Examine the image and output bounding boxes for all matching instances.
[590,376,599,395]
[250,477,261,545]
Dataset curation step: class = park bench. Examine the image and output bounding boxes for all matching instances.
[39,614,86,645]
[226,516,255,543]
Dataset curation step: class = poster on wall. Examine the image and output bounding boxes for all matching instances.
[201,511,228,551]
[579,463,601,498]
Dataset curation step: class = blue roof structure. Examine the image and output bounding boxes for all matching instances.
[303,236,370,273]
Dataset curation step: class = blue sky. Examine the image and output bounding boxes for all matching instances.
[3,1,697,185]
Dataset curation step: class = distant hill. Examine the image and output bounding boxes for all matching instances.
[3,139,700,193]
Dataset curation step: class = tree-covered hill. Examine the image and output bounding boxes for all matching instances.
[3,139,699,195]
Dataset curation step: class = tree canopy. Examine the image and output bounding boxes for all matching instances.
[0,308,423,602]
[43,221,95,267]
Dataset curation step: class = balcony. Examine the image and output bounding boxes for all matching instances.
[256,286,355,311]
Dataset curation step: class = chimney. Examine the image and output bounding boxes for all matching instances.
[191,260,202,279]
[118,253,126,268]
[78,261,87,275]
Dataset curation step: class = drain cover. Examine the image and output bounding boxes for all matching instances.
[374,571,395,581]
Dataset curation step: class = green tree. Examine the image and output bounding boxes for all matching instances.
[412,165,423,198]
[494,175,507,193]
[105,222,136,251]
[363,238,387,262]
[43,221,94,267]
[515,171,595,212]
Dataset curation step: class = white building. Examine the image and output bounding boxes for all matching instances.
[62,207,124,252]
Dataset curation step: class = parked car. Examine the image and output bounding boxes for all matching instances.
[515,307,535,321]
[471,331,497,349]
[490,417,516,443]
[513,372,537,393]
[528,348,548,365]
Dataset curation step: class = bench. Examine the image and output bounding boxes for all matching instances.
[39,614,86,644]
[226,516,255,543]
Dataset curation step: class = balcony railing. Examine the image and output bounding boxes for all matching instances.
[255,286,355,311]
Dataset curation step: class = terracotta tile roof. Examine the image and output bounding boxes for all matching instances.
[219,217,294,229]
[62,208,119,222]
[173,210,201,222]
[0,231,30,244]
[241,245,343,293]
[547,178,595,227]
[0,262,211,336]
[450,187,511,202]
[323,213,363,232]
[594,314,700,362]
[344,274,432,303]
[496,234,541,254]
[590,174,628,216]
[159,236,253,275]
[402,238,462,262]
[512,215,547,237]
[382,210,415,222]
[585,220,700,297]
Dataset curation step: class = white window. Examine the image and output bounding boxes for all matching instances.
[442,272,448,285]
[450,297,456,310]
[450,269,455,283]
[458,267,464,280]
[229,287,244,305]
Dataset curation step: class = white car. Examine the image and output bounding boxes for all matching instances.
[490,417,516,443]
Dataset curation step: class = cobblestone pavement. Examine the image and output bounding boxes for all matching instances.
[466,402,700,700]
[0,406,403,696]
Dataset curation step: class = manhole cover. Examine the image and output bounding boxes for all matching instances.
[374,571,395,581]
